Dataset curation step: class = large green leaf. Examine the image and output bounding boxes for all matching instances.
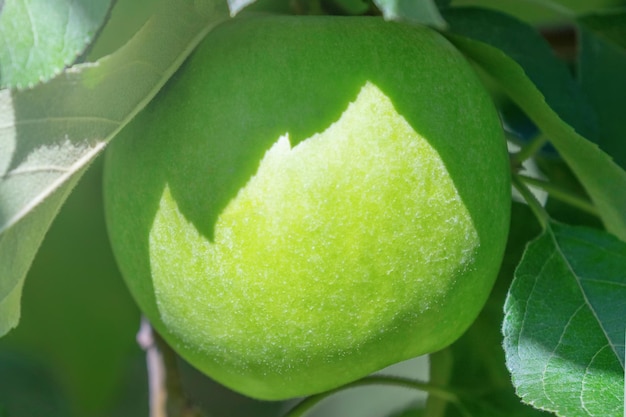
[444,6,597,142]
[578,10,626,169]
[445,24,626,242]
[0,352,72,417]
[503,222,625,417]
[0,0,230,337]
[86,0,161,61]
[0,157,142,414]
[0,0,111,89]
[578,8,626,49]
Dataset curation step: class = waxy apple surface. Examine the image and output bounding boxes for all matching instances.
[104,15,511,400]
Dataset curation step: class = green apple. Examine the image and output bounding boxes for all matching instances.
[103,14,511,400]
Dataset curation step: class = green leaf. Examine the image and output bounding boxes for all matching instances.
[87,0,162,61]
[503,222,625,417]
[0,0,230,337]
[434,0,451,10]
[0,352,72,417]
[445,24,626,242]
[386,406,423,417]
[372,0,447,29]
[331,0,371,15]
[0,158,141,413]
[578,10,626,169]
[443,6,597,142]
[0,0,112,89]
[578,9,626,50]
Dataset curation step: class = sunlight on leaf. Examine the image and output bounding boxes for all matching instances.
[0,0,111,89]
[1,159,141,413]
[0,170,80,336]
[373,0,447,29]
[446,30,626,242]
[0,280,23,339]
[503,222,625,417]
[0,0,230,337]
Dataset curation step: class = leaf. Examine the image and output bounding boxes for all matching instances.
[332,0,371,15]
[445,23,626,242]
[372,0,447,29]
[0,0,112,89]
[86,0,162,61]
[1,158,141,413]
[0,352,72,417]
[443,6,597,142]
[503,222,625,417]
[0,0,230,337]
[386,406,423,417]
[578,10,626,169]
[434,0,451,10]
[578,9,626,50]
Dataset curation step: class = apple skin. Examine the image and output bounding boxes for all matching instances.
[103,15,511,400]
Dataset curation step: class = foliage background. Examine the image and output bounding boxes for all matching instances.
[0,0,624,416]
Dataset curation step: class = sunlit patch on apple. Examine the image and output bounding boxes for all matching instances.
[149,81,479,372]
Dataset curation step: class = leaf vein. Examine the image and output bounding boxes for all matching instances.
[549,226,618,362]
[0,141,105,235]
[541,302,586,410]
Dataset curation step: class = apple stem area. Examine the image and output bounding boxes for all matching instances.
[136,316,473,417]
[137,318,203,417]
[282,375,470,417]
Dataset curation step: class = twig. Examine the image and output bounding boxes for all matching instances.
[137,317,204,417]
[138,318,167,417]
[517,174,598,216]
[512,174,550,229]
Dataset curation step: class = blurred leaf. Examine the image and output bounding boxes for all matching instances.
[0,169,80,340]
[387,405,424,417]
[578,9,626,49]
[373,0,447,29]
[446,0,620,25]
[538,157,603,229]
[443,6,597,142]
[427,203,550,417]
[0,0,230,338]
[503,222,625,417]
[0,0,111,89]
[434,0,451,10]
[445,25,626,242]
[87,0,162,61]
[0,352,72,417]
[0,157,142,414]
[578,10,626,169]
[331,0,370,15]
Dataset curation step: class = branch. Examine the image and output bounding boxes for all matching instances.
[137,317,205,417]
